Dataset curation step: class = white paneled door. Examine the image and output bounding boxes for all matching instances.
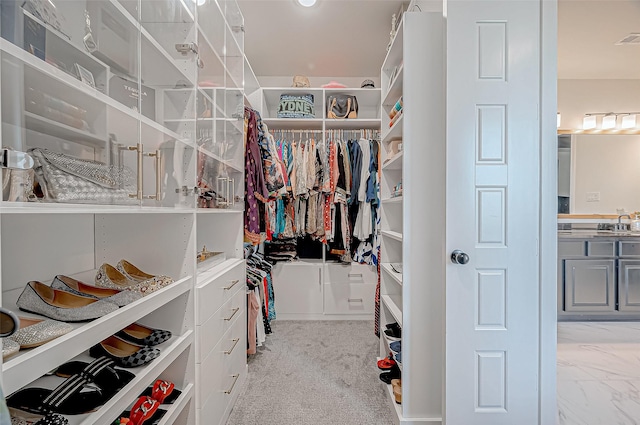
[446,1,542,424]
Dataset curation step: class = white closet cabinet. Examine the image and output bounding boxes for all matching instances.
[271,262,324,317]
[379,12,445,423]
[0,0,247,424]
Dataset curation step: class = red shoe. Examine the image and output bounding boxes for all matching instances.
[129,396,160,425]
[377,355,397,370]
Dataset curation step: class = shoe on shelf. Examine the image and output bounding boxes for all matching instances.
[89,335,160,368]
[377,356,397,370]
[384,327,401,341]
[16,281,119,322]
[7,357,129,415]
[95,264,166,297]
[51,275,141,307]
[116,323,172,347]
[118,396,167,425]
[389,340,401,353]
[9,317,73,349]
[379,364,401,384]
[395,351,402,364]
[116,260,174,287]
[3,338,19,360]
[0,308,19,337]
[385,322,401,331]
[141,379,182,404]
[8,409,68,425]
[391,379,402,404]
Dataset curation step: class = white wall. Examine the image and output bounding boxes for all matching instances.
[572,134,640,214]
[558,79,640,130]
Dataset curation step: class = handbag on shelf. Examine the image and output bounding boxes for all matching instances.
[29,148,136,204]
[326,94,358,119]
[277,94,315,119]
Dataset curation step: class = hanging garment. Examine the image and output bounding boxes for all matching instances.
[244,109,269,245]
[247,291,260,355]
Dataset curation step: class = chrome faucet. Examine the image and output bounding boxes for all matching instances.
[619,214,631,223]
[616,214,632,232]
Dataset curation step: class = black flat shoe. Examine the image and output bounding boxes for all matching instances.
[379,364,401,384]
[384,327,401,340]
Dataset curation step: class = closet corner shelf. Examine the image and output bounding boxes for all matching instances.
[381,196,403,204]
[262,118,324,130]
[381,263,403,285]
[382,151,403,171]
[382,64,404,107]
[382,16,404,78]
[381,230,403,242]
[2,274,193,395]
[381,114,404,144]
[324,118,381,130]
[383,379,404,421]
[381,294,402,327]
[64,332,194,425]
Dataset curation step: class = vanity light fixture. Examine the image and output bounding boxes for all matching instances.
[622,114,637,130]
[602,114,617,130]
[582,115,597,130]
[297,0,317,7]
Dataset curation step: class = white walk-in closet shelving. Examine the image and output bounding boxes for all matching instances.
[379,11,445,424]
[0,0,248,424]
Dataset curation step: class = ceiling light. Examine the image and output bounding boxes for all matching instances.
[622,114,637,130]
[602,114,617,130]
[582,115,597,130]
[191,0,206,5]
[297,0,317,7]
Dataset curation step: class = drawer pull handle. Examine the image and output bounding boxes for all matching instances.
[224,338,240,355]
[348,298,363,303]
[224,307,240,321]
[224,374,240,394]
[224,279,240,290]
[348,273,363,278]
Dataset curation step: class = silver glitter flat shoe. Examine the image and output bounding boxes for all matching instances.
[116,260,174,287]
[9,317,73,348]
[51,275,141,307]
[2,338,19,359]
[95,264,166,297]
[16,281,119,322]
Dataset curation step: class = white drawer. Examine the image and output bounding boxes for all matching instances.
[325,263,377,284]
[198,317,246,425]
[323,283,376,314]
[197,288,245,362]
[196,260,245,325]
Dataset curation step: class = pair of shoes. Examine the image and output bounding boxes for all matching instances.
[52,275,141,307]
[389,340,401,353]
[16,281,119,322]
[8,317,73,350]
[141,379,182,404]
[384,325,401,341]
[7,356,134,415]
[379,364,401,384]
[95,261,173,297]
[117,396,167,425]
[391,379,402,404]
[89,323,170,368]
[377,354,397,370]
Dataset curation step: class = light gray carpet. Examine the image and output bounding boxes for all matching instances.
[226,320,396,425]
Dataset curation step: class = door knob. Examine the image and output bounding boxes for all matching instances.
[451,250,469,265]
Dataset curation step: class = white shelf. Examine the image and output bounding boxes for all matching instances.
[262,118,324,130]
[196,258,243,286]
[382,64,404,107]
[24,112,107,148]
[197,146,244,173]
[2,274,193,395]
[381,263,403,286]
[382,196,403,204]
[0,203,196,215]
[382,114,404,144]
[382,230,403,242]
[382,17,404,78]
[384,380,404,422]
[381,294,403,327]
[325,119,381,130]
[196,209,243,214]
[382,151,403,171]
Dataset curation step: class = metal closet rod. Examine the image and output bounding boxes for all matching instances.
[270,129,380,138]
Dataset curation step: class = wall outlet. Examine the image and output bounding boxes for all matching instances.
[586,192,600,202]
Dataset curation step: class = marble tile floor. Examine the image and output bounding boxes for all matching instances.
[558,322,640,425]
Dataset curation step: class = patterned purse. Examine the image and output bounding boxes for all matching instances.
[29,148,136,204]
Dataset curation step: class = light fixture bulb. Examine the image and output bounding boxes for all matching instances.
[557,113,561,129]
[602,114,617,130]
[192,0,206,5]
[297,0,317,7]
[622,114,637,130]
[582,115,597,130]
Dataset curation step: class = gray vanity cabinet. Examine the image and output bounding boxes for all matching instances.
[618,260,640,311]
[564,259,616,312]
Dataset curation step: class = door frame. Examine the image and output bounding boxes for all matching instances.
[540,0,558,424]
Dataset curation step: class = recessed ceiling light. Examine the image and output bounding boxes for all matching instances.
[297,0,317,7]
